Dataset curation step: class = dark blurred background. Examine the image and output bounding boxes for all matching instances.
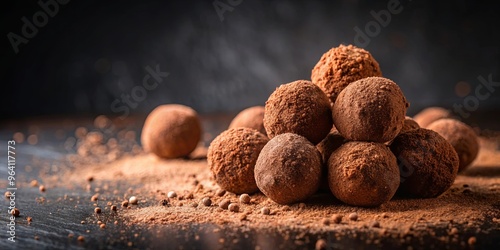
[1,0,499,120]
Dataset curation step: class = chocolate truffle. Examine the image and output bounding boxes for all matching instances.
[208,128,268,194]
[400,116,420,134]
[264,80,333,144]
[316,130,346,191]
[333,77,409,143]
[254,133,322,204]
[413,107,454,128]
[141,104,202,158]
[427,119,479,172]
[311,44,382,104]
[328,141,399,207]
[228,106,266,136]
[390,128,459,198]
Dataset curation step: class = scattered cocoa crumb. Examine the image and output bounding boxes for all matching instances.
[129,196,138,205]
[26,216,33,222]
[167,191,177,198]
[121,201,129,207]
[159,199,169,206]
[90,194,99,202]
[100,223,106,229]
[34,236,39,241]
[202,197,212,206]
[219,199,230,209]
[87,176,94,182]
[228,203,239,212]
[332,214,343,224]
[30,180,39,187]
[94,207,102,214]
[315,239,327,250]
[240,194,251,204]
[371,221,380,228]
[216,189,226,197]
[77,235,85,242]
[11,208,20,217]
[4,191,11,199]
[261,207,270,215]
[322,218,330,226]
[68,233,74,238]
[468,236,477,245]
[111,205,117,211]
[80,221,85,224]
[349,212,358,221]
[39,185,46,192]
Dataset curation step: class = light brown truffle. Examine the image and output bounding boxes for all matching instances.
[427,119,479,172]
[413,107,454,128]
[328,141,399,207]
[311,44,382,104]
[390,128,459,198]
[264,80,333,144]
[254,133,322,204]
[400,116,420,134]
[208,128,268,194]
[141,104,202,158]
[333,77,409,143]
[228,106,266,136]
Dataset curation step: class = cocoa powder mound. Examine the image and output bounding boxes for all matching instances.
[427,119,479,172]
[390,128,459,198]
[328,141,400,207]
[333,77,409,143]
[263,80,333,144]
[311,44,382,104]
[208,128,268,194]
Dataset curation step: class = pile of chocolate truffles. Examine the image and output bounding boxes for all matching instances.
[207,44,481,207]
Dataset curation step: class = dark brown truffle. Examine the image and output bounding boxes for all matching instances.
[263,80,333,144]
[254,133,322,204]
[333,77,409,143]
[311,44,382,104]
[427,119,479,172]
[228,106,266,136]
[141,104,202,158]
[390,128,459,198]
[208,128,268,194]
[328,141,399,207]
[413,107,454,128]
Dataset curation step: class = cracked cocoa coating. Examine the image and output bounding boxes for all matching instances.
[255,133,322,205]
[229,106,267,136]
[141,104,201,159]
[413,107,455,128]
[333,77,409,143]
[311,44,382,104]
[390,128,459,198]
[427,119,479,172]
[207,128,268,194]
[328,141,399,207]
[400,116,420,134]
[263,80,333,144]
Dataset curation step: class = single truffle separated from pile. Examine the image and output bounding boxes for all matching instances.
[208,127,268,194]
[412,107,455,128]
[141,104,202,158]
[254,133,322,204]
[228,106,267,136]
[390,128,459,198]
[311,44,382,104]
[328,141,400,207]
[263,80,333,144]
[333,77,409,143]
[427,119,479,172]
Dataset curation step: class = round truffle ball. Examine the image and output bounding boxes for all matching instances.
[264,80,333,144]
[390,128,459,198]
[208,128,268,194]
[400,116,420,134]
[228,106,266,136]
[328,141,399,207]
[427,119,479,172]
[141,104,202,158]
[311,44,382,104]
[333,77,409,143]
[255,133,322,204]
[413,107,455,128]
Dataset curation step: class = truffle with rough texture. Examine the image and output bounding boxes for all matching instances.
[264,80,333,144]
[427,119,479,172]
[390,128,459,198]
[254,133,322,204]
[311,44,382,104]
[333,77,409,143]
[208,128,268,194]
[400,116,420,134]
[141,104,202,158]
[328,141,400,207]
[228,106,266,136]
[413,107,454,128]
